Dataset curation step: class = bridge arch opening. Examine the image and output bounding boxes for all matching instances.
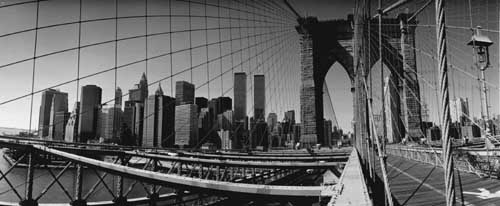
[324,62,353,136]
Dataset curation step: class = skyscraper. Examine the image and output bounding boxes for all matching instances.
[47,91,68,140]
[65,102,80,142]
[78,85,102,143]
[129,73,148,102]
[234,72,247,121]
[324,120,333,147]
[253,75,265,121]
[143,84,176,147]
[123,100,142,145]
[38,89,66,138]
[100,106,122,142]
[267,113,278,131]
[175,81,195,105]
[284,110,295,124]
[115,87,123,108]
[195,97,208,113]
[175,104,198,148]
[217,97,232,113]
[123,73,149,145]
[450,97,470,124]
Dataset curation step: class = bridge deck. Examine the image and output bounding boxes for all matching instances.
[377,154,500,206]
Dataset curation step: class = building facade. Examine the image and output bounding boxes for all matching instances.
[78,85,102,143]
[143,85,175,147]
[175,81,195,105]
[234,72,247,121]
[175,104,199,147]
[253,75,265,121]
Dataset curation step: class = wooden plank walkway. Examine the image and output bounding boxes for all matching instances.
[375,154,500,206]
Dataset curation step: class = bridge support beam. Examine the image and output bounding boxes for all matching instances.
[72,164,87,206]
[20,151,37,206]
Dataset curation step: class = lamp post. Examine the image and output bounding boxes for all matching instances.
[467,26,493,135]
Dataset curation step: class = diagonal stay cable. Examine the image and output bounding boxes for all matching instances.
[0,27,292,106]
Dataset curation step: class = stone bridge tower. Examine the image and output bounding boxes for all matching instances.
[296,13,423,148]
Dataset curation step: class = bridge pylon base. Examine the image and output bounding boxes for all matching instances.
[19,199,37,206]
[113,196,127,206]
[71,199,87,206]
[147,193,159,206]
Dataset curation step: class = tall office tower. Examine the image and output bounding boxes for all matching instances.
[250,121,269,150]
[283,110,295,135]
[50,112,70,141]
[198,108,212,139]
[38,89,64,138]
[218,110,233,131]
[323,120,333,147]
[253,75,265,121]
[267,113,278,130]
[47,91,68,140]
[129,73,148,102]
[100,106,122,141]
[233,118,248,149]
[123,100,142,145]
[65,102,80,142]
[143,85,176,147]
[78,85,102,143]
[208,98,219,123]
[195,97,208,113]
[133,102,144,145]
[115,87,123,108]
[175,104,198,148]
[234,72,247,121]
[217,97,232,113]
[175,81,195,105]
[450,97,470,124]
[293,124,301,143]
[284,110,295,124]
[219,130,232,150]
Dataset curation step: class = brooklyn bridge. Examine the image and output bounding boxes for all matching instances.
[0,0,499,205]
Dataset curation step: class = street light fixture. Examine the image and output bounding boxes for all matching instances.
[467,26,493,135]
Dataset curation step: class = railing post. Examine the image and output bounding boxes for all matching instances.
[72,164,87,206]
[149,159,159,206]
[20,149,37,206]
[113,156,127,205]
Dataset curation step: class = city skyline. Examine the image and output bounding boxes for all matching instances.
[0,0,499,134]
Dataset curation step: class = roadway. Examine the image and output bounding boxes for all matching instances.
[376,154,500,206]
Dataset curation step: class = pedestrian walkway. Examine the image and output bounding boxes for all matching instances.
[375,154,500,206]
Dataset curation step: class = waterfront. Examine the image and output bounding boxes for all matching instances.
[0,149,172,204]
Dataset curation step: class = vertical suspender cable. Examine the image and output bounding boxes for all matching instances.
[218,0,223,97]
[76,0,82,143]
[205,0,210,100]
[188,0,193,83]
[145,0,148,78]
[435,0,456,205]
[363,79,393,206]
[366,2,374,182]
[29,0,40,136]
[113,0,118,142]
[169,0,173,96]
[379,0,387,153]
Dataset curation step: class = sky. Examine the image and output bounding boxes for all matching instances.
[0,0,499,134]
